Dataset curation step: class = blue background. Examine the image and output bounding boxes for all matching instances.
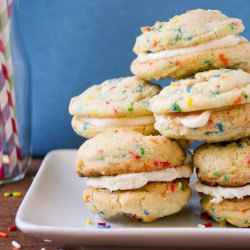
[16,0,250,156]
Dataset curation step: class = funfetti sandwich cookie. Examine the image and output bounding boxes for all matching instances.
[131,9,250,80]
[194,138,250,227]
[69,76,161,138]
[149,69,250,142]
[77,130,192,222]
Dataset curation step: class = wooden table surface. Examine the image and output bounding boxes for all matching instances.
[0,158,81,250]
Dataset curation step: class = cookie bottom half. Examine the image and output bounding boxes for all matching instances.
[154,104,250,142]
[200,194,250,228]
[72,116,158,138]
[131,42,250,80]
[84,180,191,222]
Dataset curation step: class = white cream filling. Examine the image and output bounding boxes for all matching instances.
[155,110,211,128]
[195,182,250,203]
[136,35,247,62]
[178,111,211,128]
[83,116,155,128]
[86,165,192,191]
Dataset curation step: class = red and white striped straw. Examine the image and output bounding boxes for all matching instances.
[0,0,15,106]
[0,0,22,175]
[0,111,4,179]
[0,56,21,174]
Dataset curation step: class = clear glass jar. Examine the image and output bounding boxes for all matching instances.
[0,0,31,184]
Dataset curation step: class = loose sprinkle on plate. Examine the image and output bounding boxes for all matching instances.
[3,192,22,197]
[197,224,205,228]
[86,218,92,225]
[0,232,7,238]
[98,222,106,226]
[97,222,111,229]
[43,239,52,242]
[12,240,21,249]
[203,222,213,228]
[198,223,212,228]
[8,225,17,232]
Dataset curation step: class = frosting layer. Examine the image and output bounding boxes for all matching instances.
[87,164,192,191]
[136,35,246,62]
[196,181,250,203]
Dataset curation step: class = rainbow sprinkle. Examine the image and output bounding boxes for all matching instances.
[197,224,205,228]
[12,240,21,249]
[4,192,21,197]
[186,86,191,93]
[83,194,90,202]
[171,103,182,112]
[198,222,212,228]
[7,225,17,232]
[204,60,212,66]
[219,54,229,66]
[127,106,133,112]
[223,175,229,182]
[97,156,105,161]
[201,196,210,203]
[97,222,111,229]
[0,232,8,238]
[86,218,92,225]
[139,147,145,156]
[217,123,224,132]
[213,171,219,177]
[186,98,192,107]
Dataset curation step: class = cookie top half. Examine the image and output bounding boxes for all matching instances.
[69,76,161,118]
[133,9,244,54]
[76,130,186,177]
[194,137,250,187]
[149,69,250,113]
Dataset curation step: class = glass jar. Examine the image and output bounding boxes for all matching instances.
[0,0,31,184]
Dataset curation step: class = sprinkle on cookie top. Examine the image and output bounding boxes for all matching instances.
[133,9,244,54]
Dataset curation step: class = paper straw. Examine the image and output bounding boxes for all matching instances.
[0,0,15,105]
[0,68,16,173]
[7,0,13,17]
[0,111,4,179]
[0,63,21,174]
[0,0,21,175]
[0,27,21,174]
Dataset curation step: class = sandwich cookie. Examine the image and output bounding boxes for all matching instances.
[131,9,250,80]
[69,76,161,138]
[78,130,192,222]
[194,139,250,227]
[149,69,250,142]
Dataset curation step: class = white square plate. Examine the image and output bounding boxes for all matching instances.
[16,150,250,247]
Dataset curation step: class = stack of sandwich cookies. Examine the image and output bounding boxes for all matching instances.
[135,9,250,228]
[68,8,250,227]
[78,130,192,222]
[131,9,250,80]
[194,138,250,227]
[149,69,250,142]
[69,76,161,138]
